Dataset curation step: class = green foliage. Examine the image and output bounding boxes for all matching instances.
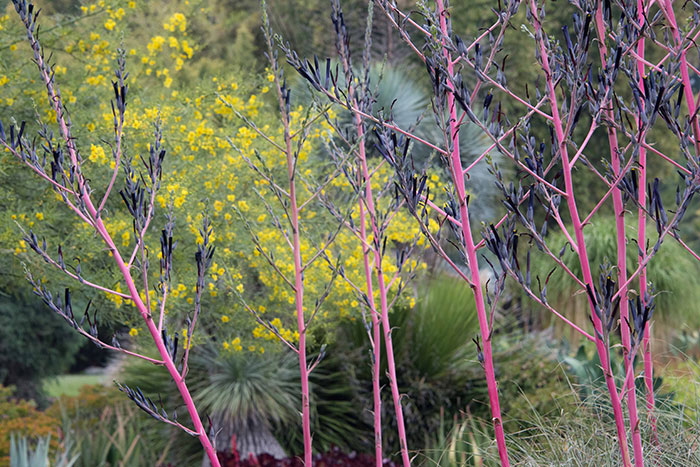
[419,388,700,466]
[61,402,168,467]
[485,333,578,433]
[120,342,371,461]
[42,375,106,399]
[9,435,78,467]
[0,293,82,402]
[421,359,698,466]
[0,385,61,466]
[192,346,299,432]
[528,217,700,330]
[390,277,480,381]
[468,391,700,466]
[561,344,671,409]
[418,412,490,467]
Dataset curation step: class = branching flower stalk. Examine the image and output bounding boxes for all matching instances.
[527,2,631,464]
[265,13,313,465]
[592,3,644,463]
[10,1,700,466]
[310,0,700,465]
[633,0,654,450]
[334,6,383,466]
[223,2,352,462]
[330,1,410,464]
[433,2,510,464]
[3,2,220,465]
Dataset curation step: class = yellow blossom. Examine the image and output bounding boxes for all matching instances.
[129,328,138,337]
[104,19,116,31]
[89,144,107,163]
[163,12,186,32]
[148,35,166,54]
[221,315,230,323]
[181,40,193,58]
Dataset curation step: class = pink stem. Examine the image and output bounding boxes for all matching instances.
[676,236,700,263]
[635,0,657,446]
[642,141,691,174]
[594,7,644,465]
[529,2,632,464]
[99,110,124,213]
[568,121,598,167]
[355,113,410,466]
[354,113,384,467]
[24,18,220,465]
[277,87,313,463]
[436,2,510,465]
[290,169,312,467]
[642,0,700,434]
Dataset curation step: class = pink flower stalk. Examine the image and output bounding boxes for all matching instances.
[6,3,220,465]
[330,2,410,461]
[436,2,510,465]
[268,32,314,467]
[593,6,644,465]
[355,114,387,466]
[634,0,655,450]
[529,1,631,464]
[356,116,411,466]
[288,144,313,467]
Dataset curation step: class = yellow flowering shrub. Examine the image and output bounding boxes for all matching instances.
[0,0,431,358]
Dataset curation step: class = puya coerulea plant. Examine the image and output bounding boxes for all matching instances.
[1,2,220,465]
[8,0,700,465]
[289,0,700,466]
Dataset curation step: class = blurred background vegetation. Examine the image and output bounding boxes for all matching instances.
[1,0,700,465]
